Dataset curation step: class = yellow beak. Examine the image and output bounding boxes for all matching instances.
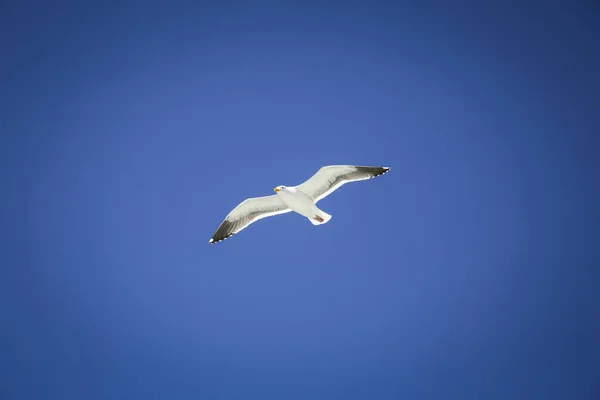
[274,187,280,193]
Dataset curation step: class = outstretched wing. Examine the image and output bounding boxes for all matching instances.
[297,165,390,203]
[209,195,292,244]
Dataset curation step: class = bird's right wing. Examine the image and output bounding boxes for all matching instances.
[296,165,390,203]
[209,195,292,244]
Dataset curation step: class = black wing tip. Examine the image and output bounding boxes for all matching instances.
[208,232,235,244]
[208,218,238,244]
[374,167,390,178]
[355,165,391,177]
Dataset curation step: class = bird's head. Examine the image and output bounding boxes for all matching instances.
[274,185,286,193]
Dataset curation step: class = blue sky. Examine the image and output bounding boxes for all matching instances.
[1,1,599,399]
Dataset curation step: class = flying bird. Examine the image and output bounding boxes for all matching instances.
[209,165,391,244]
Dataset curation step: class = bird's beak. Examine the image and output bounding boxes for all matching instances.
[274,187,280,193]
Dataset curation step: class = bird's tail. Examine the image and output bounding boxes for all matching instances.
[309,210,332,225]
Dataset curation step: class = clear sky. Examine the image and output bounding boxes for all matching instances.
[1,1,599,399]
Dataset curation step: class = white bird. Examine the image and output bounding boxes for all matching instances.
[208,165,391,244]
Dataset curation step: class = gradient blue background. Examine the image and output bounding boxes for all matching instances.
[1,1,599,399]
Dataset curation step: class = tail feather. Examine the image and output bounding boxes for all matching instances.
[309,211,332,225]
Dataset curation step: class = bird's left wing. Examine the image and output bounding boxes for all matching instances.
[209,195,292,244]
[296,165,390,203]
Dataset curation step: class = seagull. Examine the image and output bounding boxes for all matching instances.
[208,165,391,244]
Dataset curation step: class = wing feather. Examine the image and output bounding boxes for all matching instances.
[209,195,291,244]
[296,165,390,202]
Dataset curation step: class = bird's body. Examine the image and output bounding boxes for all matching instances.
[209,165,390,244]
[274,186,332,225]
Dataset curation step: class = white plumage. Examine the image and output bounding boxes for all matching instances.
[209,165,390,244]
